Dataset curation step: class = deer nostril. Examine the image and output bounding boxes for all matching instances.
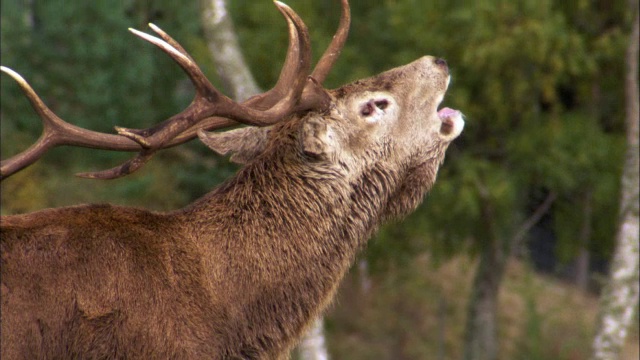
[435,58,448,70]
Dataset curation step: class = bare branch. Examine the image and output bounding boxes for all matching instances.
[509,191,558,257]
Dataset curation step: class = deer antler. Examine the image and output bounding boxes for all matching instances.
[0,0,350,181]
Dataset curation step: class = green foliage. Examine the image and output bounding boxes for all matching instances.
[0,0,206,210]
[365,0,626,269]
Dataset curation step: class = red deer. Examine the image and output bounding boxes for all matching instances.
[0,0,464,358]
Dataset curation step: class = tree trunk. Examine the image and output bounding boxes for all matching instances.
[297,318,330,360]
[199,1,331,358]
[463,188,556,360]
[437,296,447,360]
[463,241,503,360]
[591,5,640,359]
[575,191,593,292]
[463,180,505,360]
[199,0,260,101]
[358,259,372,294]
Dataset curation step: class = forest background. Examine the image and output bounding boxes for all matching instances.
[1,0,638,359]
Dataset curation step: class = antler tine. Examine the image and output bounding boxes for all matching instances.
[0,66,63,180]
[243,0,350,112]
[148,0,345,136]
[127,27,221,126]
[164,0,325,134]
[311,0,350,84]
[189,0,349,122]
[246,1,312,116]
[148,23,195,62]
[172,0,349,137]
[243,1,320,111]
[0,67,148,180]
[287,0,350,113]
[75,150,155,179]
[78,1,313,179]
[0,65,241,180]
[147,0,342,144]
[2,1,347,181]
[118,1,314,141]
[117,2,310,143]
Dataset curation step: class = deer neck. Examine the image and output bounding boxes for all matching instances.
[186,154,386,254]
[172,148,411,351]
[180,149,398,287]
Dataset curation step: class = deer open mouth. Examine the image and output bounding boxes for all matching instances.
[437,107,464,137]
[437,107,459,120]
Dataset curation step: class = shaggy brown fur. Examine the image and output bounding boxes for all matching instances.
[1,56,463,359]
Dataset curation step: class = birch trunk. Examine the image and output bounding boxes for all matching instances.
[591,5,640,359]
[199,1,331,358]
[297,318,330,360]
[199,0,260,101]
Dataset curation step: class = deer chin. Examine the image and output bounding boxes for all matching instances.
[437,107,464,138]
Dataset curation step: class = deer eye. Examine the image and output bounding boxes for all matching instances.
[360,99,390,117]
[374,100,388,110]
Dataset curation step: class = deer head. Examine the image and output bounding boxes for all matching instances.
[199,55,462,221]
[1,0,463,358]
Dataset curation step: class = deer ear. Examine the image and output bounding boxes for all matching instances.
[299,115,337,160]
[198,127,270,164]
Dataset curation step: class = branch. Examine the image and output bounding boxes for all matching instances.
[509,191,558,257]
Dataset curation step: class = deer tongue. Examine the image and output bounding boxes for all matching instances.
[438,107,460,120]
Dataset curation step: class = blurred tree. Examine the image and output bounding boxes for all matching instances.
[591,3,639,359]
[199,0,260,101]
